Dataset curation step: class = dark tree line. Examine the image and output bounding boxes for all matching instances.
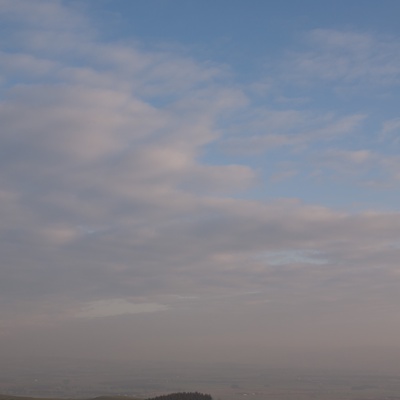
[147,392,212,400]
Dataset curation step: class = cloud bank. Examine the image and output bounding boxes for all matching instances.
[1,0,400,370]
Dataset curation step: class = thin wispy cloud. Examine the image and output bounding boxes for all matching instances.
[285,29,400,86]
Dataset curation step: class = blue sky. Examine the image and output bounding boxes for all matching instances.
[1,0,400,372]
[85,0,400,210]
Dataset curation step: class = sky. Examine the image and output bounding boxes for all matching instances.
[1,0,400,373]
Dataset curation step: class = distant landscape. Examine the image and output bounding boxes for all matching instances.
[1,359,400,400]
[0,393,211,400]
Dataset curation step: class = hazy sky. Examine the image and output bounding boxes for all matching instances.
[1,0,400,372]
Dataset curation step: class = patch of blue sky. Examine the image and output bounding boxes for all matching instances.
[65,0,400,123]
[253,249,329,266]
[85,0,400,65]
